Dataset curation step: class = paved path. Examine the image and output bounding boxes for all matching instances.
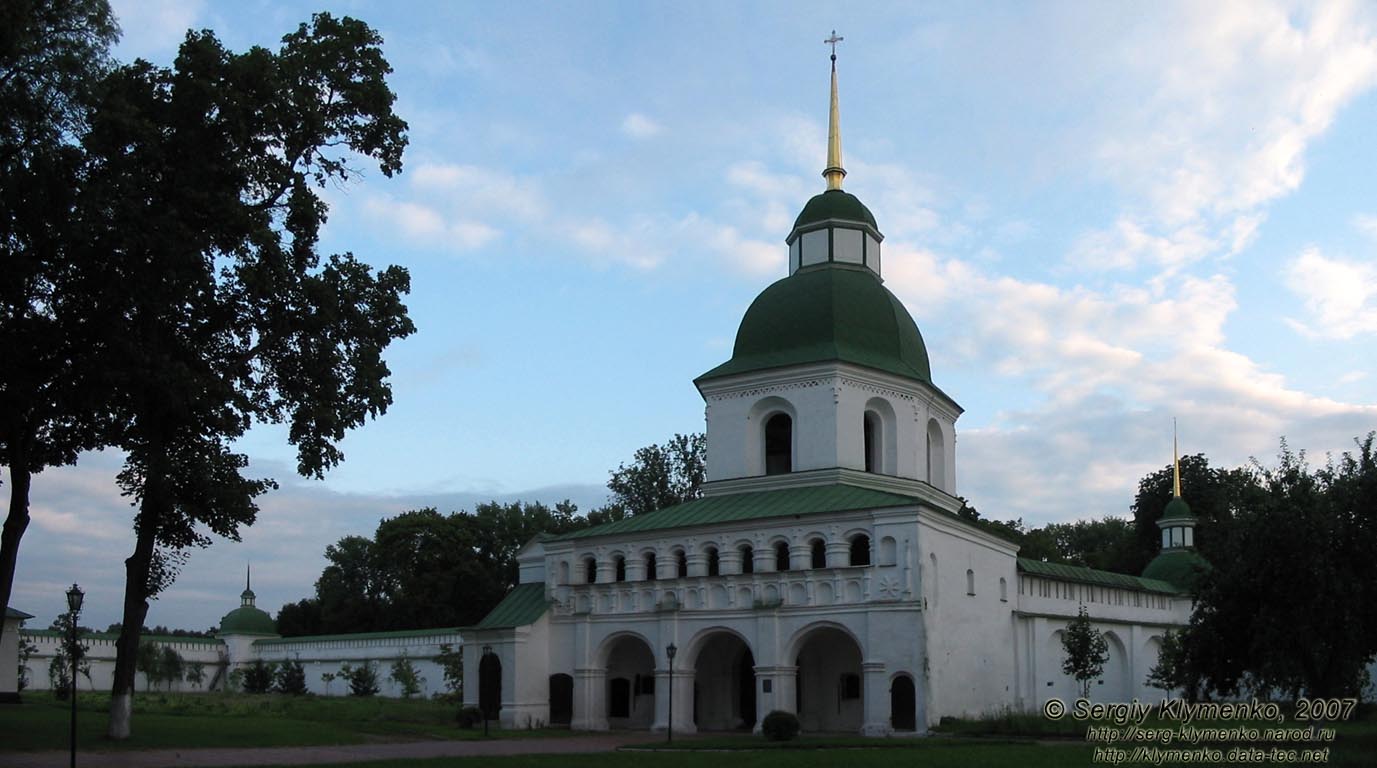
[4,733,664,768]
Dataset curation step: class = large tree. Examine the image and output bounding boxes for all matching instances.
[601,432,706,518]
[1181,435,1377,700]
[0,0,118,649]
[1127,452,1259,573]
[72,14,412,738]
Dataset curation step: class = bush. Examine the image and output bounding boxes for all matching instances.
[388,654,424,698]
[275,658,308,696]
[243,659,276,694]
[457,705,483,728]
[341,661,380,697]
[761,710,800,741]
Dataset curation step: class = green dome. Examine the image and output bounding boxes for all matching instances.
[697,264,932,384]
[1142,549,1209,593]
[219,603,276,635]
[792,189,878,233]
[1161,497,1194,521]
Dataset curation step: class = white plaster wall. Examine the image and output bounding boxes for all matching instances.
[21,632,226,693]
[3,616,27,696]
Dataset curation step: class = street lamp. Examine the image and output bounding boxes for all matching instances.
[665,643,677,743]
[481,645,494,737]
[65,583,84,768]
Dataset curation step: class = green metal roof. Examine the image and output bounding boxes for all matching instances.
[219,604,277,636]
[257,626,463,645]
[1141,549,1209,592]
[792,189,878,232]
[1017,557,1181,595]
[696,264,933,385]
[1161,497,1195,521]
[5,607,33,620]
[474,582,549,629]
[23,629,224,645]
[549,482,921,542]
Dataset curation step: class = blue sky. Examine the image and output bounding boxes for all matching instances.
[9,0,1377,631]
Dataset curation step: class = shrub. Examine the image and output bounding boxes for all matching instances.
[761,710,800,741]
[341,661,380,697]
[275,658,308,695]
[457,705,483,728]
[243,659,276,694]
[388,653,424,698]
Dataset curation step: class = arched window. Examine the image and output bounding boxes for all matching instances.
[774,541,790,572]
[584,557,597,584]
[863,412,880,473]
[706,547,720,577]
[966,568,975,596]
[999,577,1008,602]
[614,556,626,582]
[810,538,826,569]
[645,552,657,581]
[558,560,570,584]
[927,418,946,490]
[740,545,754,574]
[879,536,897,566]
[765,413,792,475]
[849,535,871,566]
[676,550,688,579]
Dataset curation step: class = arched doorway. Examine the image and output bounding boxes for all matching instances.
[890,674,916,731]
[478,652,502,723]
[602,634,656,729]
[549,673,573,726]
[793,625,863,732]
[692,631,757,730]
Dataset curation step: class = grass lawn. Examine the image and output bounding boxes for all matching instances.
[0,691,570,752]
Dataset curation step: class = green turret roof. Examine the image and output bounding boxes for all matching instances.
[219,604,277,635]
[1141,549,1209,593]
[1161,496,1194,521]
[791,189,878,233]
[696,264,933,385]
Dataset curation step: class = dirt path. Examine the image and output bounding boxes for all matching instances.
[4,732,664,768]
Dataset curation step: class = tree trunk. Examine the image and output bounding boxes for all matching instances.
[0,454,32,651]
[107,462,164,740]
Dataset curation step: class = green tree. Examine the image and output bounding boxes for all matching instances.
[76,13,413,740]
[388,653,423,698]
[0,0,119,653]
[242,659,275,694]
[184,661,206,690]
[1144,629,1198,699]
[134,640,160,691]
[1061,605,1109,700]
[1128,453,1259,573]
[17,634,37,691]
[158,646,183,691]
[1181,435,1377,699]
[604,433,705,516]
[435,643,463,701]
[341,661,379,696]
[274,658,307,696]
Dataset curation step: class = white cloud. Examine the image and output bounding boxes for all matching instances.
[621,113,663,140]
[361,194,499,251]
[110,0,204,59]
[409,163,547,221]
[1284,247,1377,339]
[1354,213,1377,241]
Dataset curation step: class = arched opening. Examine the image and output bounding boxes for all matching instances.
[706,547,720,577]
[879,536,897,566]
[583,557,597,584]
[740,545,754,574]
[999,577,1008,602]
[863,412,880,472]
[676,550,688,579]
[927,418,946,490]
[548,673,573,725]
[966,569,975,595]
[793,626,863,732]
[774,541,790,572]
[603,635,656,728]
[558,560,570,584]
[890,674,916,731]
[764,413,792,475]
[1097,632,1130,704]
[645,552,657,581]
[479,651,502,723]
[849,535,871,567]
[692,632,757,730]
[614,556,626,582]
[810,539,826,569]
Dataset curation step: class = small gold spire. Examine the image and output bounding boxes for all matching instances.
[1172,418,1182,498]
[823,30,846,190]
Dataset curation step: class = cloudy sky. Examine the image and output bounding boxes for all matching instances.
[9,0,1376,631]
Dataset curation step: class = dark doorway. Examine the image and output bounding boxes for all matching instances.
[479,653,502,722]
[549,674,573,725]
[737,649,757,729]
[890,674,916,731]
[764,414,792,474]
[609,677,631,718]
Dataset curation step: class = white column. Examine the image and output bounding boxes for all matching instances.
[571,667,608,731]
[861,660,889,736]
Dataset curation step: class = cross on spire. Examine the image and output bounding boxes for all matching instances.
[824,30,844,62]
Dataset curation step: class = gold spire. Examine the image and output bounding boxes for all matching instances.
[1172,418,1182,498]
[823,30,846,190]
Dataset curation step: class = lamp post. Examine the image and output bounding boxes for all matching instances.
[665,642,677,743]
[481,644,493,737]
[65,583,84,768]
